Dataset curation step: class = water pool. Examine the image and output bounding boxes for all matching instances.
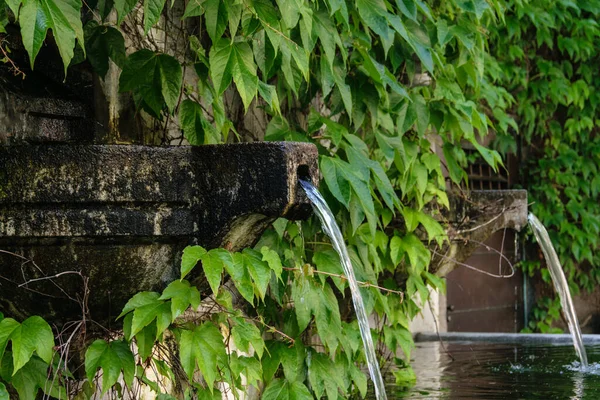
[383,334,600,399]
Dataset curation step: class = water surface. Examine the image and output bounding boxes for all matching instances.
[383,341,600,399]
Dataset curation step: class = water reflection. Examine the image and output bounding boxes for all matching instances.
[572,372,585,400]
[381,342,600,399]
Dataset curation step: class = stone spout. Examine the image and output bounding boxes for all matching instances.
[0,142,318,324]
[432,190,528,277]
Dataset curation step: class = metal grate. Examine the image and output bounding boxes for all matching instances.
[464,148,509,190]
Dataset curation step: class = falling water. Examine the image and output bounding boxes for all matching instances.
[528,213,588,368]
[300,180,387,400]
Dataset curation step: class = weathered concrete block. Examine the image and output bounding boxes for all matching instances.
[0,142,318,325]
[432,189,528,276]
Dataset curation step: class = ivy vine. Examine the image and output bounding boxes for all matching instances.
[488,0,600,332]
[0,0,510,397]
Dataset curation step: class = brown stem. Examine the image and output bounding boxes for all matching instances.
[283,267,405,299]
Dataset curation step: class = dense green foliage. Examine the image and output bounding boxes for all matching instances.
[0,0,513,397]
[487,0,600,332]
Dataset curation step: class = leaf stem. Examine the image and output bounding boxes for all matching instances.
[283,267,405,298]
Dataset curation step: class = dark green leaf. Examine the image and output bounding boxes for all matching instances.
[119,50,183,114]
[18,0,84,73]
[179,99,206,145]
[396,0,417,20]
[85,21,127,78]
[11,356,61,400]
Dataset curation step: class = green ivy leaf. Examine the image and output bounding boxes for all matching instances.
[4,0,20,16]
[403,233,430,273]
[226,253,255,304]
[130,299,171,339]
[226,1,242,37]
[315,283,342,352]
[410,92,429,137]
[200,248,233,295]
[10,356,63,400]
[243,249,272,301]
[204,0,227,42]
[114,0,137,23]
[135,322,156,362]
[2,316,54,375]
[179,99,207,145]
[231,354,263,389]
[347,358,367,397]
[442,143,467,184]
[85,340,135,394]
[320,156,351,207]
[356,0,392,41]
[209,39,258,111]
[118,291,161,319]
[313,250,346,292]
[384,324,414,359]
[84,21,126,78]
[262,378,313,400]
[402,207,419,232]
[144,0,167,34]
[18,0,84,73]
[183,0,204,18]
[390,235,404,265]
[397,0,417,20]
[308,351,345,399]
[179,322,225,390]
[257,81,282,116]
[180,245,207,280]
[0,318,19,362]
[275,0,299,28]
[0,382,7,400]
[158,279,200,320]
[291,274,317,332]
[231,317,265,358]
[119,49,183,115]
[418,212,447,246]
[261,246,283,280]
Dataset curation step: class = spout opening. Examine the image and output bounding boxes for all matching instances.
[297,164,311,183]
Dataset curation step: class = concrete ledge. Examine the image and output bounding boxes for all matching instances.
[0,142,319,324]
[415,332,600,344]
[432,189,528,276]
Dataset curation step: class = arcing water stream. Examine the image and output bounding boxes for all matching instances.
[528,213,588,367]
[300,180,387,400]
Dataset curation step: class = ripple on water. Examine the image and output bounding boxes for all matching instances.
[372,342,600,399]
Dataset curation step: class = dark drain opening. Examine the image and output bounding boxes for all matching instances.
[297,164,311,182]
